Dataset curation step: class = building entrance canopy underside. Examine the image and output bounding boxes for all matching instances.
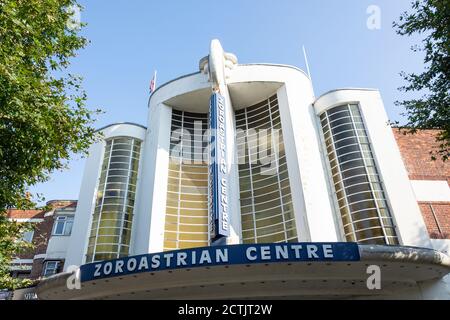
[37,244,450,300]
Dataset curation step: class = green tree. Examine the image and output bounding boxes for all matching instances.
[0,217,34,290]
[393,0,449,161]
[0,0,99,289]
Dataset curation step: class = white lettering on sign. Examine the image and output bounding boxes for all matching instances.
[115,260,124,273]
[103,262,112,275]
[261,246,271,260]
[199,250,212,264]
[216,248,228,263]
[94,264,102,277]
[90,245,342,279]
[290,245,303,258]
[307,245,319,258]
[164,253,174,267]
[323,244,334,258]
[246,247,257,261]
[177,252,188,266]
[220,178,229,231]
[151,255,160,268]
[209,93,230,238]
[275,245,289,259]
[138,257,148,270]
[127,258,137,271]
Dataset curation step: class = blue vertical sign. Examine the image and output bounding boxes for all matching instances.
[209,92,230,242]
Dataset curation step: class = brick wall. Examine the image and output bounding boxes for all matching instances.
[29,258,45,279]
[393,128,450,239]
[418,202,450,239]
[393,128,450,182]
[6,209,52,261]
[7,200,77,280]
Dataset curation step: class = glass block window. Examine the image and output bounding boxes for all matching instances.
[235,94,298,244]
[86,137,142,262]
[164,110,209,250]
[320,104,399,245]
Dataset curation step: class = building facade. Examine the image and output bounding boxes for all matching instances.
[7,200,77,282]
[32,40,449,299]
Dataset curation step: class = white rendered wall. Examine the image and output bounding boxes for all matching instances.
[220,82,242,245]
[133,103,172,254]
[64,140,102,270]
[215,73,242,245]
[314,89,432,248]
[46,235,71,260]
[410,180,450,202]
[64,123,146,270]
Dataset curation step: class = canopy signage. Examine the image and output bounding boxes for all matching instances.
[80,242,360,282]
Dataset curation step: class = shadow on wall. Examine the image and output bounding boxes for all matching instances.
[430,231,450,240]
[407,218,434,250]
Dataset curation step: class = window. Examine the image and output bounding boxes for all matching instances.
[164,110,209,251]
[14,271,32,279]
[86,137,142,263]
[320,104,398,245]
[235,94,298,244]
[21,230,34,243]
[42,261,60,277]
[52,216,74,236]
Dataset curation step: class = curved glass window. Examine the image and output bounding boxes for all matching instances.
[164,109,209,251]
[235,94,298,244]
[85,137,142,262]
[320,104,398,245]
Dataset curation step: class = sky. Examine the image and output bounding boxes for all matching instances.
[30,0,426,203]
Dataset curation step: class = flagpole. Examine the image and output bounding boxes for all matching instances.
[302,45,315,98]
[150,70,157,94]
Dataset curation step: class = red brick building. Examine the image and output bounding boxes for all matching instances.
[393,129,450,242]
[7,200,77,281]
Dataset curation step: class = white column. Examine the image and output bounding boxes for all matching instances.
[64,141,104,270]
[280,79,339,242]
[133,103,172,254]
[220,84,241,245]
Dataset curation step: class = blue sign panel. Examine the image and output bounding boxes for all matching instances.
[209,92,230,240]
[80,243,360,282]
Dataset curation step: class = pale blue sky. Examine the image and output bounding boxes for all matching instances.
[31,0,425,203]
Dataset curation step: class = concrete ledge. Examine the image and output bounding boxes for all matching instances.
[359,245,450,268]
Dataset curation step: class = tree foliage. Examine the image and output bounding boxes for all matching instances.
[0,0,99,289]
[0,217,34,290]
[393,0,450,161]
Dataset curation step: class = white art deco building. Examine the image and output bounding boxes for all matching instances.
[36,40,450,300]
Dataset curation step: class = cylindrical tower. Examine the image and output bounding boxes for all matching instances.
[318,103,398,245]
[85,135,143,262]
[65,123,146,267]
